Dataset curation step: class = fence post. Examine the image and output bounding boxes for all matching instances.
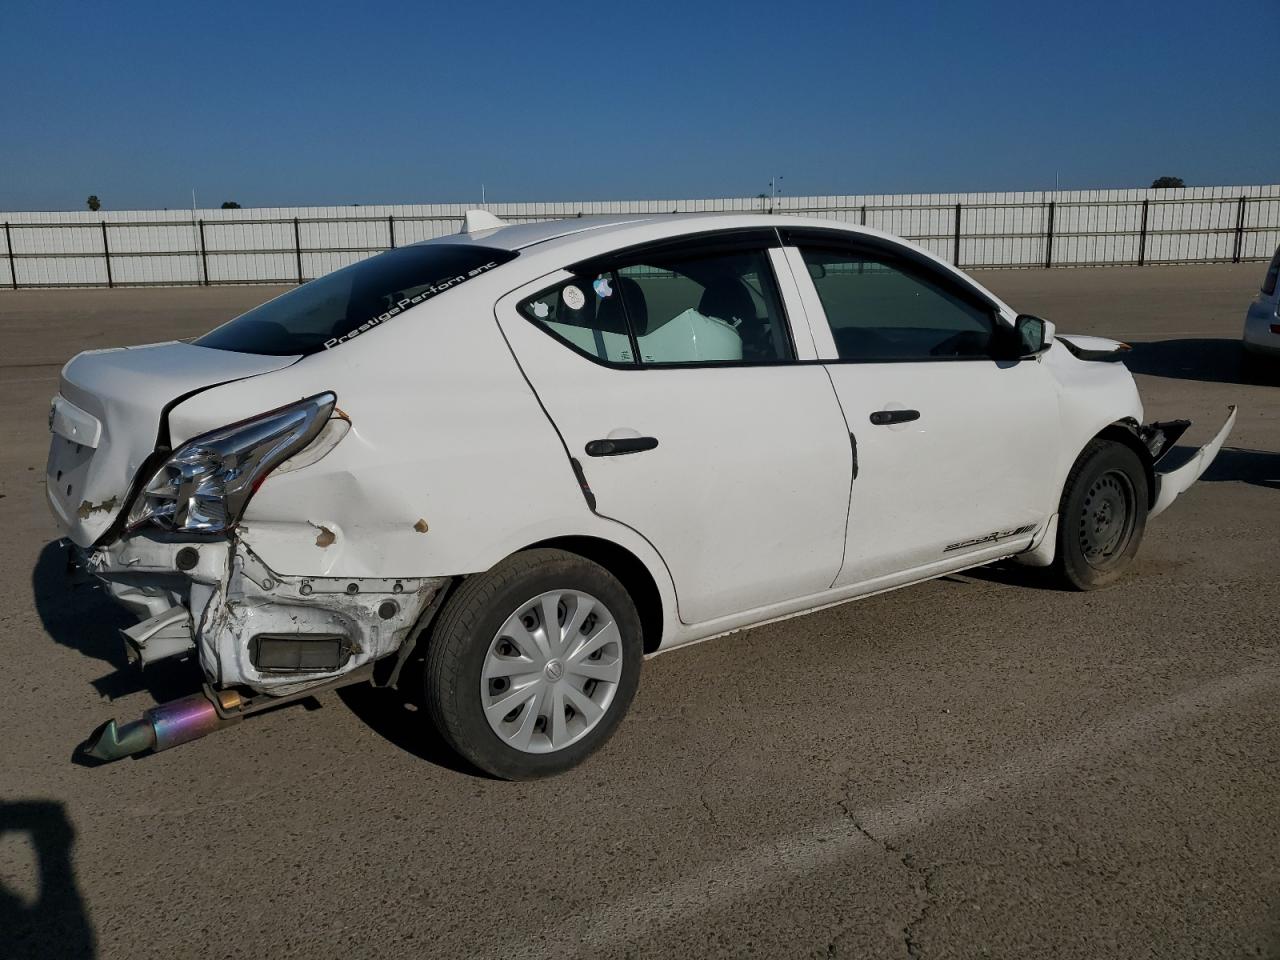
[1044,201,1056,269]
[1232,196,1247,263]
[100,221,114,288]
[952,203,962,266]
[388,215,396,249]
[293,217,303,284]
[198,219,209,286]
[1137,199,1149,266]
[3,222,15,289]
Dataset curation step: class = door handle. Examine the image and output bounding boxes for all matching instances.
[585,436,659,457]
[869,409,920,426]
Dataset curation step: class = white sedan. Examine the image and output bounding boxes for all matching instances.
[48,211,1235,778]
[1243,243,1280,366]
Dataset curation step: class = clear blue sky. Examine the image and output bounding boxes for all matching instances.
[1,0,1276,211]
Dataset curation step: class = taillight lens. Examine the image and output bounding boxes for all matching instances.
[127,393,335,534]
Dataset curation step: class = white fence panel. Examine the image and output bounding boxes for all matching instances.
[1,185,1277,288]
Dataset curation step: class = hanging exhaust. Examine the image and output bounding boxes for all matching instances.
[80,690,243,762]
[78,663,377,763]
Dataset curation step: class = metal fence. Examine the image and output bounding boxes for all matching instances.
[2,185,1278,289]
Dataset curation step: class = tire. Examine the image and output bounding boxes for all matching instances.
[425,548,642,780]
[1051,439,1149,590]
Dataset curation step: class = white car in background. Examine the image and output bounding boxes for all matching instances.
[1243,243,1280,365]
[48,211,1236,779]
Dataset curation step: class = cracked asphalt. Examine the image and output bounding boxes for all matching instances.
[1,263,1277,959]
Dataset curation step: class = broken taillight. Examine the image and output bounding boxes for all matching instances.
[126,393,336,535]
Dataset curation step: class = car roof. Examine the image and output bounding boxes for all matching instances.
[420,211,1018,320]
[423,211,886,253]
[430,209,931,253]
[428,215,661,251]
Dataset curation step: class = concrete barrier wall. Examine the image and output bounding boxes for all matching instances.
[2,184,1277,288]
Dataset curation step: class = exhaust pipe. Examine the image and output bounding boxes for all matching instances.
[79,663,376,763]
[80,691,241,762]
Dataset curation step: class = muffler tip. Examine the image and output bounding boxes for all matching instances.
[78,692,238,765]
[79,717,157,763]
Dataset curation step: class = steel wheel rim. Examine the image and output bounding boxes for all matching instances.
[480,589,623,754]
[1078,469,1136,568]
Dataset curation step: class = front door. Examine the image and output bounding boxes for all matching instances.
[782,238,1062,587]
[496,236,853,625]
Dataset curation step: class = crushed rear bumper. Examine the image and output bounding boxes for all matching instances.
[80,533,447,695]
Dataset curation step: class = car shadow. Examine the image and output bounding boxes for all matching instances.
[1200,446,1280,490]
[31,540,202,704]
[337,653,490,779]
[1122,338,1279,385]
[0,800,96,960]
[946,563,1073,592]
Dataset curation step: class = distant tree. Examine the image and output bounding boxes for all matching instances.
[1150,176,1185,189]
[86,195,101,211]
[221,201,241,209]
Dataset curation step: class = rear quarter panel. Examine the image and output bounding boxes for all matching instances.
[164,280,674,617]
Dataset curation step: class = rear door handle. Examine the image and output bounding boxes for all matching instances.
[585,436,659,457]
[869,409,920,426]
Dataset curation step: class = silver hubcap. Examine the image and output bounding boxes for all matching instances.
[481,590,623,754]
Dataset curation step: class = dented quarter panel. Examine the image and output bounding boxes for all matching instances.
[159,277,683,643]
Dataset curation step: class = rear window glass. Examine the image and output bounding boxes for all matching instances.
[196,244,517,356]
[1263,245,1280,297]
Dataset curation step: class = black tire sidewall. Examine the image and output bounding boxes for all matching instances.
[1057,441,1149,590]
[428,551,643,780]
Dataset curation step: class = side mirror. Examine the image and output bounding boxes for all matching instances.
[1013,314,1054,357]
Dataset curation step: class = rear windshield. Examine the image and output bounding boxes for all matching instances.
[1263,245,1280,297]
[196,244,517,356]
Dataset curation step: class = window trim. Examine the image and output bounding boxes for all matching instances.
[783,229,1014,365]
[520,230,802,370]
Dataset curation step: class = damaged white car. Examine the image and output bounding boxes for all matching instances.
[49,211,1236,779]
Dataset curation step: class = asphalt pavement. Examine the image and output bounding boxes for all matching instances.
[0,262,1276,959]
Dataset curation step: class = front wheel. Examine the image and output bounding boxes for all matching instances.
[425,548,642,779]
[1051,439,1149,590]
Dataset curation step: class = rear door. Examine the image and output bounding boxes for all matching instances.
[780,233,1061,587]
[495,231,852,626]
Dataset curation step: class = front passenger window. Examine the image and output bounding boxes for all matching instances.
[800,248,996,361]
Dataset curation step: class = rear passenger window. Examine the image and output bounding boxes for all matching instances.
[617,250,793,364]
[519,276,636,364]
[800,247,996,361]
[518,247,795,366]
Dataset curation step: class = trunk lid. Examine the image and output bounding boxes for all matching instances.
[47,341,299,545]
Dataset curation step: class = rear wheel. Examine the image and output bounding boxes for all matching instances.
[425,548,642,779]
[1051,439,1149,590]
